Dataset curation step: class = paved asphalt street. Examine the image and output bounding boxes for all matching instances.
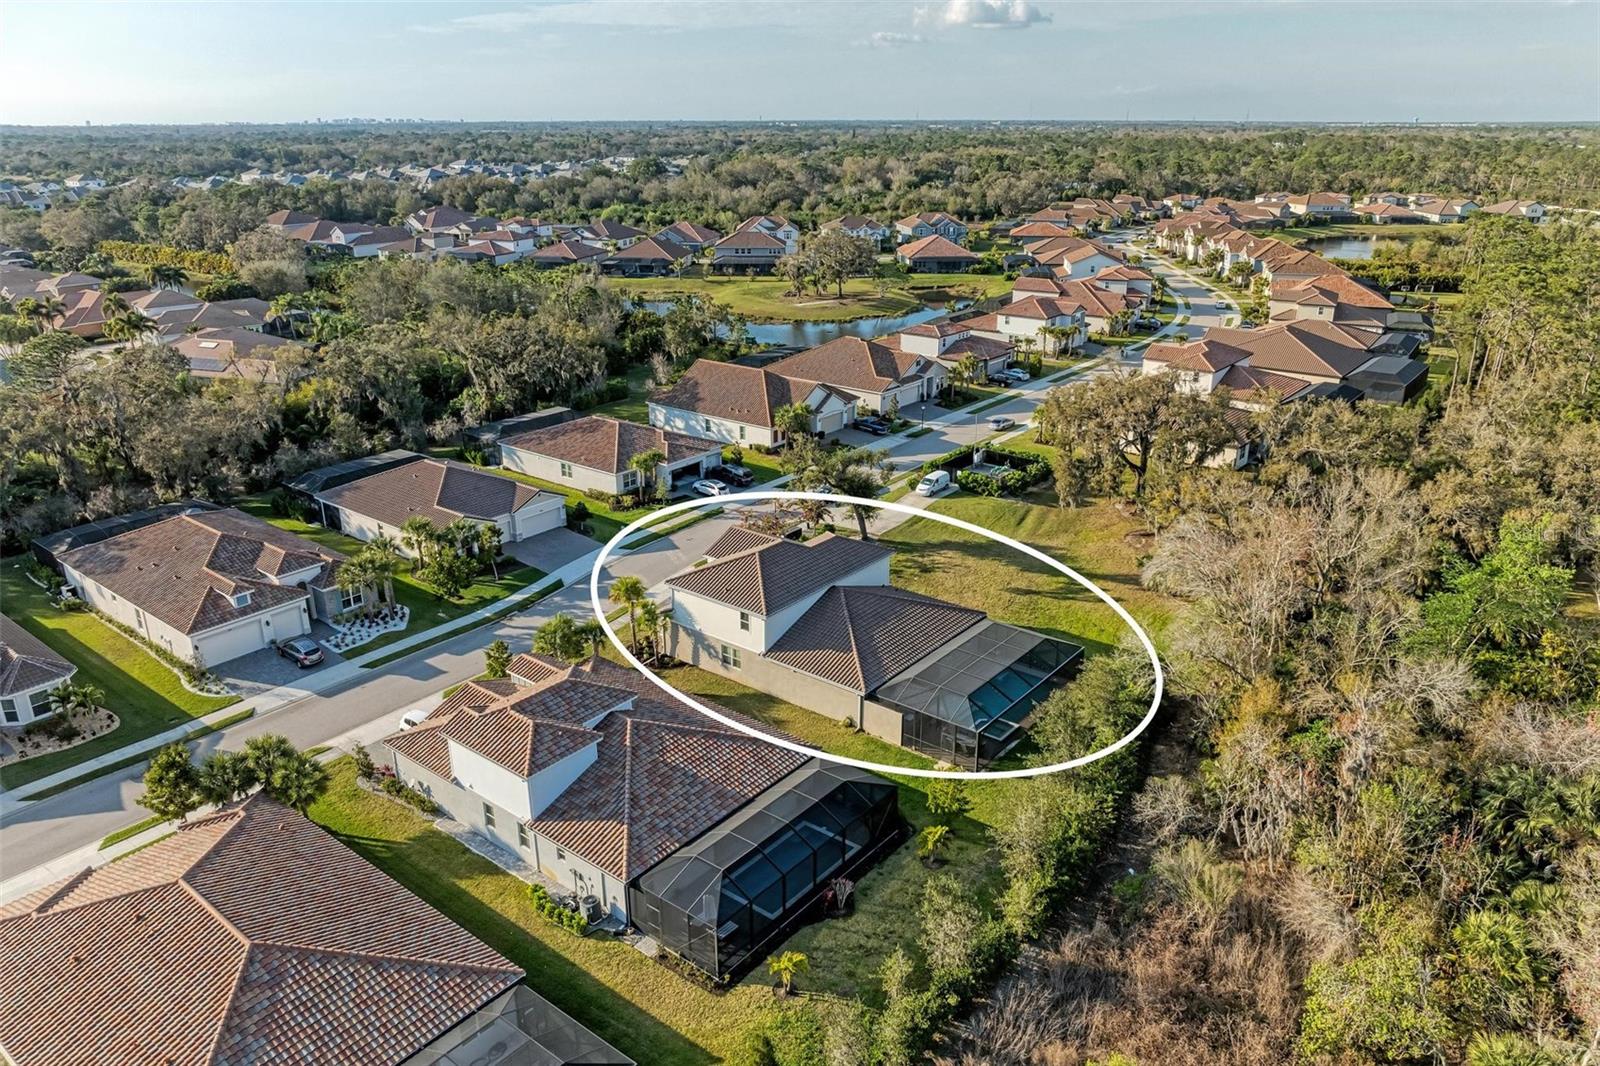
[0,238,1233,886]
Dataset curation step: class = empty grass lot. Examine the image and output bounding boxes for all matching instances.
[232,497,544,652]
[610,271,1013,323]
[307,760,775,1066]
[881,494,1179,655]
[0,560,238,789]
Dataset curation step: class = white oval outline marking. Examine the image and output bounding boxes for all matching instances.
[589,490,1163,781]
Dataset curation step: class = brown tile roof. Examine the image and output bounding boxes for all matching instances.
[705,525,782,559]
[0,796,520,1066]
[0,616,75,697]
[502,415,719,474]
[1045,279,1139,319]
[656,221,722,244]
[897,212,963,229]
[897,234,978,262]
[318,456,548,528]
[607,236,691,262]
[1010,221,1078,239]
[1205,319,1379,378]
[714,229,786,251]
[584,219,645,241]
[899,320,970,338]
[650,359,850,427]
[823,215,886,231]
[60,509,340,636]
[769,336,927,392]
[1270,273,1392,310]
[264,209,316,227]
[667,532,890,614]
[530,239,607,263]
[1143,337,1253,373]
[767,585,984,693]
[1216,364,1316,402]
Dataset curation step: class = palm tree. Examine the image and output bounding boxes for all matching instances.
[400,515,438,571]
[768,951,809,997]
[609,575,647,653]
[628,449,665,500]
[19,295,65,331]
[104,309,156,344]
[1037,324,1074,356]
[576,619,606,660]
[266,753,329,813]
[475,523,503,579]
[636,599,662,660]
[772,402,812,449]
[364,535,401,608]
[796,496,832,532]
[335,553,379,619]
[533,613,588,662]
[142,262,187,290]
[442,517,478,555]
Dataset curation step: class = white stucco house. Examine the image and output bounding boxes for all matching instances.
[648,360,858,446]
[499,416,723,496]
[0,617,78,727]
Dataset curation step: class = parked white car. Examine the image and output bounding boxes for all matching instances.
[400,707,431,730]
[915,470,951,496]
[998,368,1030,383]
[692,479,730,497]
[987,415,1015,431]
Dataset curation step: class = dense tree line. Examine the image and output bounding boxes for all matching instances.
[5,124,1599,262]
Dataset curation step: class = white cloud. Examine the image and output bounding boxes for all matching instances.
[915,0,1052,30]
[862,30,927,47]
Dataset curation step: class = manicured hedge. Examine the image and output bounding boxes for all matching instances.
[924,443,1050,496]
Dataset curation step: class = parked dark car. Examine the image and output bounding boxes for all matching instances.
[275,636,325,668]
[708,464,754,487]
[854,416,892,435]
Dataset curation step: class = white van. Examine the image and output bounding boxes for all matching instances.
[915,470,951,497]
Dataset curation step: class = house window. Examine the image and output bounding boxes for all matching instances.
[29,691,54,715]
[134,608,146,630]
[559,461,573,479]
[703,418,713,432]
[738,425,747,441]
[621,469,639,491]
[339,587,364,611]
[517,824,530,850]
[720,644,742,670]
[1,699,16,724]
[230,591,251,608]
[555,847,566,861]
[739,611,750,632]
[482,803,496,830]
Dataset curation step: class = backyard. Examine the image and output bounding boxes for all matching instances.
[232,496,545,652]
[307,760,775,1066]
[0,559,238,789]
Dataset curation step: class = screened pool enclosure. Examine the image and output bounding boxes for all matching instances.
[628,762,903,981]
[875,622,1084,770]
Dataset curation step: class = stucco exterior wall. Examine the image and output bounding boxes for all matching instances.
[500,447,625,495]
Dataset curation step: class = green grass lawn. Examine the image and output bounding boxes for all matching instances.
[880,495,1180,655]
[231,497,544,652]
[608,271,1011,323]
[585,363,655,424]
[308,760,775,1065]
[0,560,239,789]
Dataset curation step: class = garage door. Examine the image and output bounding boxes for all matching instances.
[195,619,269,667]
[816,409,847,434]
[512,500,566,541]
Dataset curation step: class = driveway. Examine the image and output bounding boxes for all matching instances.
[504,527,600,573]
[213,622,345,700]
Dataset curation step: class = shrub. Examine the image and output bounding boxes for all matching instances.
[352,743,377,781]
[566,500,590,531]
[268,489,311,521]
[582,488,613,503]
[97,239,233,276]
[528,884,588,934]
[194,277,259,301]
[379,776,440,816]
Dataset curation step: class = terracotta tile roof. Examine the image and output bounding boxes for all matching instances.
[896,211,963,229]
[60,508,340,636]
[667,533,890,614]
[899,320,970,338]
[0,796,520,1066]
[607,236,691,262]
[650,359,851,427]
[997,294,1080,322]
[769,336,927,392]
[1359,202,1420,219]
[714,229,786,251]
[823,215,886,231]
[1044,279,1138,319]
[1480,200,1543,215]
[1270,273,1392,310]
[767,585,984,693]
[897,234,978,262]
[0,616,75,697]
[1216,364,1316,401]
[1092,264,1154,283]
[1143,337,1253,373]
[656,221,722,244]
[318,456,548,528]
[264,209,315,227]
[502,415,719,474]
[1010,221,1078,239]
[705,526,782,559]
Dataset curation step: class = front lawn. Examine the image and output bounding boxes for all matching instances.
[308,760,774,1066]
[232,498,545,652]
[0,560,238,789]
[880,495,1180,655]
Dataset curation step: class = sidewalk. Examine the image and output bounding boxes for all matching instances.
[0,550,602,806]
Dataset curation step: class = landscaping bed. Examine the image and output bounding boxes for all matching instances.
[0,560,238,789]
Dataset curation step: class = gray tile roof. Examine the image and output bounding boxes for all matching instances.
[501,416,719,474]
[0,616,76,697]
[318,457,548,528]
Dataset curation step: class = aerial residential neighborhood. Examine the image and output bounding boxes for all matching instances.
[2,2,1597,1064]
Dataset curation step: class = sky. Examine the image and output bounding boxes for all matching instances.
[3,0,1598,125]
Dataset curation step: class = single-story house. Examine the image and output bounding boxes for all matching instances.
[383,653,903,980]
[648,360,857,446]
[766,336,944,414]
[894,212,968,244]
[0,793,632,1066]
[579,219,646,248]
[730,215,801,253]
[0,616,77,727]
[172,328,302,382]
[406,204,499,239]
[1285,192,1354,218]
[1410,198,1479,224]
[600,236,693,277]
[311,454,565,554]
[499,415,723,495]
[653,220,722,251]
[895,234,979,273]
[58,508,346,667]
[1009,221,1079,244]
[665,534,1083,769]
[528,239,609,269]
[1358,202,1422,224]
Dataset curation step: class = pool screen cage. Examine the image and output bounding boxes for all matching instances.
[628,761,904,981]
[875,623,1084,770]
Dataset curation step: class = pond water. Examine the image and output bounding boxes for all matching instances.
[1302,236,1377,260]
[632,300,964,348]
